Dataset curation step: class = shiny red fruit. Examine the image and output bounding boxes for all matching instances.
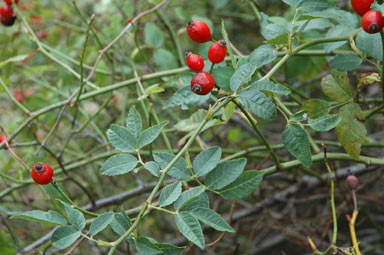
[191,72,215,95]
[186,52,204,72]
[351,0,373,16]
[187,20,211,43]
[208,40,227,64]
[0,134,12,146]
[346,175,359,190]
[0,4,13,19]
[4,0,19,5]
[0,12,15,26]
[31,162,54,185]
[362,10,384,34]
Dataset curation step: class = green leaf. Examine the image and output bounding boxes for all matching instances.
[11,210,67,226]
[299,0,336,13]
[238,89,276,120]
[184,192,210,212]
[321,73,352,103]
[211,66,235,91]
[144,161,160,177]
[356,30,383,61]
[110,213,132,236]
[283,0,302,7]
[51,226,80,250]
[324,25,355,52]
[219,171,264,200]
[249,45,278,68]
[205,159,247,190]
[126,107,142,141]
[302,99,330,119]
[144,23,164,48]
[282,124,312,167]
[193,146,222,177]
[329,53,362,71]
[190,208,234,232]
[175,212,205,249]
[0,55,29,69]
[174,186,205,211]
[100,154,138,176]
[156,243,185,255]
[90,212,114,236]
[136,237,162,255]
[230,60,258,92]
[163,86,210,110]
[60,201,86,231]
[138,122,168,148]
[262,24,289,41]
[221,20,235,69]
[336,103,367,160]
[308,115,341,132]
[154,153,191,180]
[160,182,182,207]
[154,49,178,70]
[249,80,291,95]
[107,124,136,152]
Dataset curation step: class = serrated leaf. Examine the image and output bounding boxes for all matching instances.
[336,103,367,160]
[144,161,160,177]
[110,213,132,236]
[249,80,291,95]
[302,99,330,119]
[230,60,258,91]
[219,171,264,200]
[211,66,235,91]
[262,24,289,41]
[299,0,336,13]
[154,153,191,180]
[51,226,80,250]
[309,115,341,132]
[321,73,352,103]
[126,107,142,141]
[283,0,302,7]
[175,212,205,249]
[163,86,209,110]
[249,45,278,68]
[100,154,138,176]
[193,146,222,177]
[282,124,312,167]
[324,25,355,52]
[329,53,362,71]
[156,243,185,254]
[144,23,164,48]
[60,201,86,231]
[11,210,67,226]
[90,212,114,236]
[174,186,205,211]
[184,192,210,212]
[238,89,276,120]
[190,207,234,232]
[356,30,383,61]
[160,182,182,207]
[138,122,168,148]
[154,49,178,70]
[205,159,247,190]
[136,237,162,255]
[107,124,136,152]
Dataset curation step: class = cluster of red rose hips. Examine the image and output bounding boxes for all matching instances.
[186,20,227,95]
[0,0,18,27]
[1,134,54,185]
[352,0,384,33]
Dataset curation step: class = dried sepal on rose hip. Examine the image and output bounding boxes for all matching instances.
[31,162,54,185]
[361,10,384,34]
[187,20,211,43]
[191,71,215,95]
[346,174,359,190]
[185,51,205,72]
[351,0,374,16]
[208,40,227,64]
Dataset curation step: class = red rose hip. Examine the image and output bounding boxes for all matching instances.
[0,4,13,19]
[191,72,215,95]
[351,0,373,16]
[346,175,359,190]
[186,52,204,72]
[31,162,54,185]
[4,0,19,5]
[187,20,211,43]
[1,13,16,26]
[208,40,227,64]
[0,134,12,146]
[361,10,384,34]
